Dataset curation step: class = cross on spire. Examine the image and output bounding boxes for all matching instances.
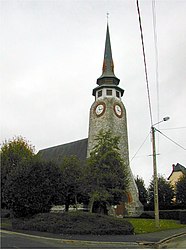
[107,12,109,23]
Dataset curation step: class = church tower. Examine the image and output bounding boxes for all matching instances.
[87,23,143,217]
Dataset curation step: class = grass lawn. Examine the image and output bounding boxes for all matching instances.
[126,218,186,234]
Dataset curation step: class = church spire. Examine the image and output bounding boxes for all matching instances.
[97,23,120,86]
[102,23,115,76]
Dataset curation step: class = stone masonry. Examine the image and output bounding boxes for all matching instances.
[87,97,143,217]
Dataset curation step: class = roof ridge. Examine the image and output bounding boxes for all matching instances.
[39,138,88,152]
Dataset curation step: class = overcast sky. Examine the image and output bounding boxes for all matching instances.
[1,0,186,186]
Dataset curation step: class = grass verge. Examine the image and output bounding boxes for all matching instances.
[126,218,186,234]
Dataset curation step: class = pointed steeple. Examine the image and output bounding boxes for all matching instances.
[97,23,120,86]
[93,23,124,97]
[102,23,115,76]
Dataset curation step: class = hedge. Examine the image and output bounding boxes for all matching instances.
[12,211,134,235]
[140,210,186,220]
[0,209,11,218]
[180,211,186,224]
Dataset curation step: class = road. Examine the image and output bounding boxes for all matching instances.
[1,229,186,249]
[159,234,186,249]
[0,230,140,249]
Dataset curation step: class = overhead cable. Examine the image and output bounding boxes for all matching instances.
[136,0,154,126]
[155,128,186,151]
[130,132,150,162]
[161,127,186,130]
[152,0,160,152]
[152,0,160,128]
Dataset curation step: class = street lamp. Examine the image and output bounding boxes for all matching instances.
[151,116,170,228]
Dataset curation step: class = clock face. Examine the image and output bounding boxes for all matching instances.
[95,102,106,117]
[114,104,123,118]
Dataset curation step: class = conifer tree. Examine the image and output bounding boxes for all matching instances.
[148,175,174,210]
[176,174,186,208]
[135,176,148,208]
[87,130,129,214]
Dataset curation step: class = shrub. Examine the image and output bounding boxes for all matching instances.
[180,211,186,224]
[159,210,179,220]
[1,136,35,208]
[3,160,63,218]
[12,212,134,235]
[0,209,11,218]
[139,212,154,219]
[139,210,186,220]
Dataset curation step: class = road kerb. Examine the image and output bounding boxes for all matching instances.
[157,232,186,245]
[1,229,139,247]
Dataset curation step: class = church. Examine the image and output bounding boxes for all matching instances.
[38,23,143,217]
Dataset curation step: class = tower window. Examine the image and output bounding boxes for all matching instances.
[116,91,120,98]
[106,89,112,96]
[98,90,102,97]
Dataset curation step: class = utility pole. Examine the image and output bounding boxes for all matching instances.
[151,126,159,228]
[151,117,170,228]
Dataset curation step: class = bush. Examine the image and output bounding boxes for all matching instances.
[12,212,134,235]
[180,211,186,224]
[159,210,181,220]
[0,209,11,218]
[139,212,154,219]
[139,210,186,220]
[3,160,63,218]
[1,136,35,208]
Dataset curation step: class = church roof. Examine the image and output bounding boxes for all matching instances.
[38,138,88,165]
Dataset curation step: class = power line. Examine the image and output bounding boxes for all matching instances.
[155,128,186,151]
[152,0,160,127]
[136,0,153,126]
[152,0,160,152]
[130,132,150,162]
[161,127,186,130]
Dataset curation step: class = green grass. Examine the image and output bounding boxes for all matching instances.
[126,218,186,234]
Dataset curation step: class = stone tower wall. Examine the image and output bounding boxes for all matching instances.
[87,97,143,216]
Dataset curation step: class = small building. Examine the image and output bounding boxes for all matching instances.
[168,163,186,187]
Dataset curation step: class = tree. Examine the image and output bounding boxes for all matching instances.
[1,136,35,208]
[148,175,174,210]
[135,176,148,208]
[2,159,63,217]
[176,174,186,208]
[87,130,129,214]
[59,156,85,212]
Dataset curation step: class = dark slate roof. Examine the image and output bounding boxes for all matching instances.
[168,163,186,180]
[173,163,186,173]
[38,138,88,165]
